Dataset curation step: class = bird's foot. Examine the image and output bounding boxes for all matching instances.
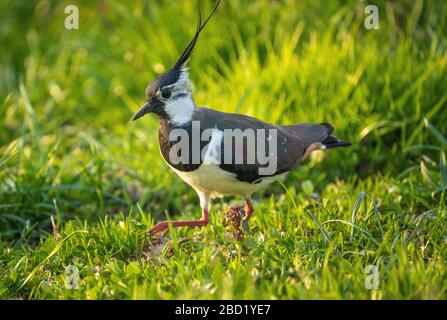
[148,221,170,237]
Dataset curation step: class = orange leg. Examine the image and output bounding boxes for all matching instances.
[148,208,209,236]
[245,197,254,221]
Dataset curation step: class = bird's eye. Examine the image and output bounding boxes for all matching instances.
[161,90,171,99]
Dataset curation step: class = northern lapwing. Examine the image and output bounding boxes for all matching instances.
[132,0,351,236]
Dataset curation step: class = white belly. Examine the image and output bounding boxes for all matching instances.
[171,164,283,198]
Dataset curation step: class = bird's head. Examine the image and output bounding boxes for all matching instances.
[132,0,221,124]
[132,67,193,123]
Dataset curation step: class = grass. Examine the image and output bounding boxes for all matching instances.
[0,0,446,299]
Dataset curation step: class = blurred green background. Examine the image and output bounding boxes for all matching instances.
[0,0,446,299]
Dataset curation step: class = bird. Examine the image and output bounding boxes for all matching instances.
[132,0,351,236]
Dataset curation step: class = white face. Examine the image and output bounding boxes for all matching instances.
[164,94,195,125]
[157,70,195,125]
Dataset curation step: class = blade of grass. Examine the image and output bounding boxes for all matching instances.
[307,210,342,258]
[322,219,381,246]
[351,191,365,239]
[424,118,447,150]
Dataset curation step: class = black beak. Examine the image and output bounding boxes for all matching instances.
[132,101,152,121]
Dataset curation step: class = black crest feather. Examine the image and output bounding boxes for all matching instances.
[173,0,221,70]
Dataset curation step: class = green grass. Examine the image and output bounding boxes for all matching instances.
[1,0,446,299]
